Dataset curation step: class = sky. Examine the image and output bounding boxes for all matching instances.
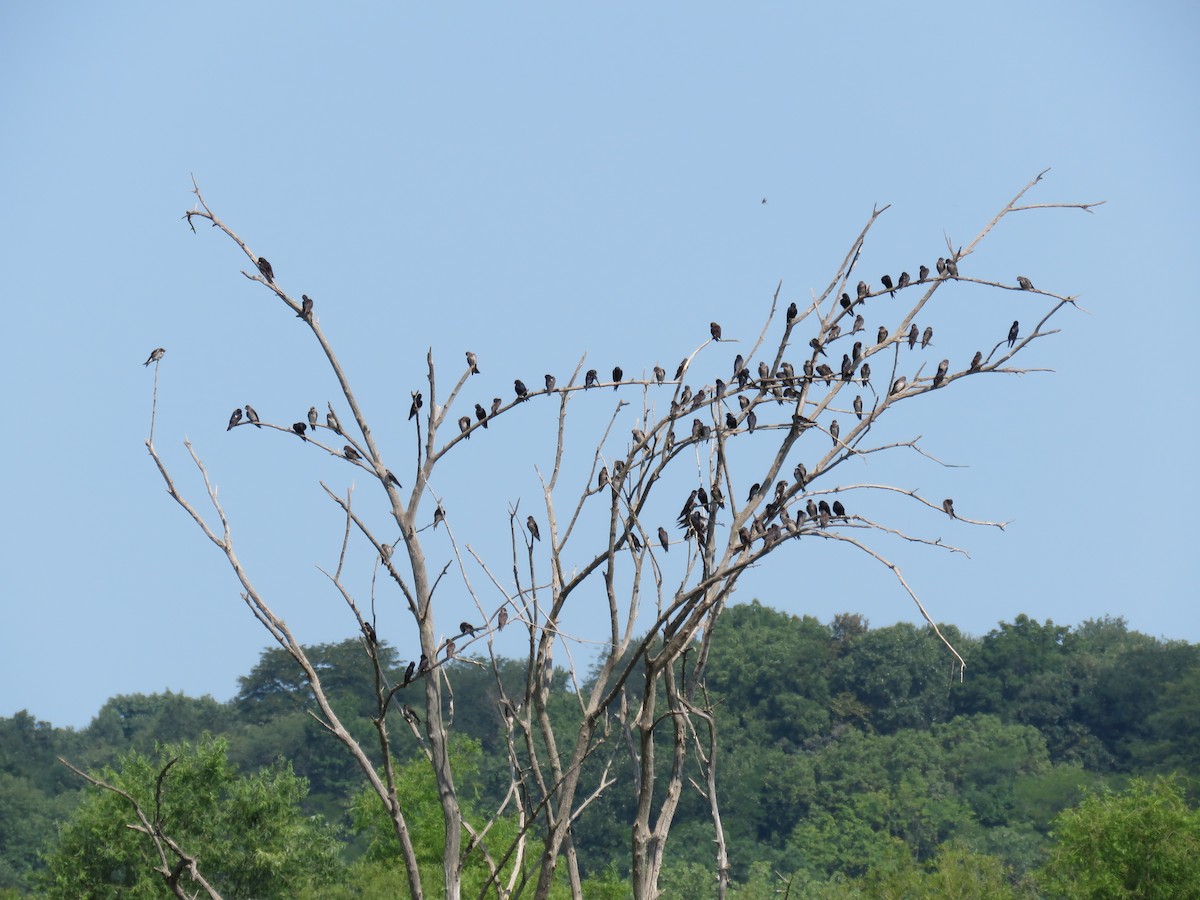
[1,3,1197,730]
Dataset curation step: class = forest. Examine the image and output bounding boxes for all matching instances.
[3,603,1198,897]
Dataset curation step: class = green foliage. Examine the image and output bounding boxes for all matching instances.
[1036,776,1200,898]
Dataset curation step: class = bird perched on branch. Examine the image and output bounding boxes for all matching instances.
[852,314,864,334]
[1017,275,1035,291]
[498,607,509,630]
[943,498,956,518]
[970,351,983,371]
[403,660,415,685]
[890,377,907,396]
[143,347,165,366]
[936,257,946,276]
[245,405,261,428]
[854,394,863,420]
[710,321,723,341]
[460,621,476,636]
[226,408,242,431]
[919,264,930,281]
[326,409,341,433]
[908,324,919,349]
[466,351,479,374]
[527,515,540,541]
[934,359,949,387]
[475,403,488,428]
[877,326,888,344]
[857,280,870,300]
[514,379,528,400]
[343,445,360,461]
[921,326,934,349]
[658,527,670,552]
[458,415,471,437]
[1008,321,1020,348]
[545,374,556,394]
[674,359,687,379]
[654,365,665,384]
[308,406,318,430]
[298,295,313,320]
[787,301,798,322]
[409,391,423,420]
[881,274,895,297]
[897,271,911,290]
[860,363,871,388]
[291,422,307,440]
[585,369,598,389]
[612,366,622,389]
[256,257,274,283]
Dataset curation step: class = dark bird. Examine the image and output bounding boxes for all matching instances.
[786,301,798,322]
[766,523,783,546]
[629,530,643,552]
[409,391,423,420]
[840,354,854,381]
[890,376,907,396]
[936,257,947,276]
[460,621,476,636]
[857,280,870,300]
[403,660,416,685]
[545,374,556,394]
[832,500,846,520]
[943,498,956,519]
[970,351,983,371]
[921,326,934,349]
[585,369,599,389]
[298,295,313,320]
[852,314,865,334]
[897,272,911,290]
[854,394,864,420]
[758,360,770,382]
[919,264,930,281]
[818,500,832,528]
[527,515,540,541]
[292,421,307,440]
[475,403,489,428]
[860,363,871,388]
[433,504,445,528]
[226,408,243,431]
[934,359,949,387]
[598,466,609,488]
[343,445,361,461]
[827,323,841,341]
[143,347,165,366]
[806,498,819,520]
[658,526,670,552]
[444,640,456,659]
[654,365,666,384]
[401,705,422,726]
[810,338,827,357]
[738,527,752,551]
[498,607,509,630]
[387,470,401,487]
[945,257,959,277]
[674,359,687,380]
[830,419,840,444]
[1007,320,1019,348]
[245,405,261,428]
[746,482,762,502]
[881,274,895,297]
[852,341,863,362]
[417,653,430,676]
[466,351,479,374]
[747,410,757,433]
[256,256,274,283]
[816,363,834,386]
[761,197,767,204]
[907,324,919,349]
[308,406,318,430]
[840,293,852,312]
[1017,275,1035,291]
[877,325,888,344]
[726,412,737,429]
[514,379,528,400]
[326,409,342,433]
[710,322,722,341]
[803,359,814,381]
[458,415,471,436]
[363,621,376,645]
[612,366,622,389]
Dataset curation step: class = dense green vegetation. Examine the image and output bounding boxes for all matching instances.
[3,604,1198,897]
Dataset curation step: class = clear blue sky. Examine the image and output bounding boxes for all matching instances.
[2,3,1197,729]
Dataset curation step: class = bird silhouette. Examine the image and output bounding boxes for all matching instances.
[970,351,983,371]
[852,314,864,333]
[292,422,307,440]
[860,363,871,388]
[897,272,911,290]
[417,653,430,676]
[466,351,479,374]
[460,621,476,636]
[654,365,666,383]
[527,515,540,541]
[256,257,274,283]
[1017,275,1034,291]
[881,274,895,297]
[545,374,556,394]
[936,257,946,276]
[433,504,445,528]
[343,445,361,461]
[612,366,622,389]
[298,295,313,321]
[585,369,598,389]
[674,359,687,379]
[658,526,669,552]
[907,324,919,349]
[919,264,930,281]
[143,347,165,366]
[245,405,261,428]
[943,498,956,518]
[934,359,949,387]
[832,500,846,519]
[921,326,933,349]
[830,419,840,444]
[409,392,423,420]
[787,301,798,322]
[1008,321,1019,348]
[514,379,528,400]
[840,354,854,381]
[747,483,760,501]
[226,408,242,431]
[403,660,416,685]
[498,607,509,630]
[475,403,489,428]
[877,325,888,344]
[747,410,757,433]
[710,322,722,341]
[794,463,807,487]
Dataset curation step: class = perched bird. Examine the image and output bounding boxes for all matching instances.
[386,470,401,488]
[1008,320,1019,348]
[658,526,670,552]
[877,325,888,344]
[674,359,687,379]
[803,359,814,381]
[466,351,480,374]
[498,607,509,630]
[545,374,556,394]
[936,257,947,276]
[585,369,599,389]
[897,272,911,290]
[854,394,864,420]
[945,257,959,277]
[840,293,852,312]
[860,363,871,388]
[598,466,609,488]
[143,347,165,366]
[827,323,841,341]
[852,341,863,362]
[612,366,622,389]
[943,498,956,519]
[970,351,983,371]
[747,410,757,433]
[840,354,854,381]
[654,365,666,384]
[527,515,540,541]
[245,405,261,428]
[852,314,865,333]
[830,419,840,444]
[444,640,456,659]
[475,403,489,428]
[794,463,807,487]
[458,415,471,436]
[256,256,274,283]
[758,360,770,381]
[298,294,313,320]
[710,321,722,341]
[738,527,752,551]
[417,653,430,676]
[810,337,827,357]
[787,301,798,322]
[919,264,930,281]
[934,359,949,387]
[881,274,895,297]
[747,483,761,501]
[326,409,342,433]
[226,408,243,431]
[292,422,307,440]
[409,391,423,420]
[629,530,643,552]
[907,324,919,349]
[732,354,744,377]
[806,498,819,520]
[726,412,737,429]
[514,379,528,400]
[921,326,933,349]
[857,280,870,299]
[362,621,377,645]
[491,397,502,415]
[832,500,846,520]
[890,376,907,396]
[343,445,361,461]
[403,660,416,685]
[818,500,832,528]
[1017,275,1035,291]
[460,621,476,637]
[433,504,445,528]
[817,363,834,386]
[308,406,318,430]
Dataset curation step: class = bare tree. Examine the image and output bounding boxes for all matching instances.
[136,171,1099,899]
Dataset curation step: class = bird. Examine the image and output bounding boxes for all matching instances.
[787,301,798,322]
[840,294,852,312]
[298,294,313,320]
[758,360,770,382]
[256,257,274,283]
[934,359,949,387]
[970,351,983,371]
[747,410,757,433]
[654,365,666,384]
[732,354,744,378]
[245,405,261,428]
[857,280,870,300]
[292,422,307,440]
[612,366,622,389]
[491,398,502,415]
[386,471,401,488]
[827,323,841,341]
[921,326,933,349]
[806,498,818,520]
[326,409,342,433]
[308,406,318,430]
[514,379,528,400]
[907,324,919,349]
[860,363,871,388]
[460,622,476,637]
[890,377,907,396]
[881,274,895,297]
[919,264,930,281]
[226,408,243,431]
[527,515,540,541]
[840,354,854,381]
[1008,321,1019,348]
[545,374,556,394]
[674,359,687,379]
[794,463,807,487]
[852,341,863,362]
[726,412,737,429]
[747,483,761,501]
[897,272,911,290]
[830,419,840,444]
[403,660,416,685]
[936,257,946,276]
[466,351,479,374]
[498,607,509,630]
[817,364,833,386]
[818,500,832,528]
[458,415,471,437]
[1017,275,1035,291]
[409,391,423,421]
[943,498,956,518]
[585,369,598,389]
[945,257,959,277]
[658,526,669,552]
[143,347,165,366]
[343,445,361,461]
[475,403,489,429]
[362,621,377,645]
[810,338,827,357]
[417,653,430,676]
[629,530,643,552]
[877,326,888,344]
[444,640,456,659]
[710,322,722,341]
[598,466,609,488]
[803,359,814,381]
[832,500,846,520]
[854,394,863,420]
[738,527,752,551]
[433,504,445,528]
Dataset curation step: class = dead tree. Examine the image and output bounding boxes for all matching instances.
[142,170,1099,899]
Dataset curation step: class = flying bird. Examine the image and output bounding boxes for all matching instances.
[1008,321,1019,348]
[921,326,933,349]
[308,406,318,429]
[409,391,423,420]
[1017,275,1035,291]
[475,403,489,428]
[292,422,307,440]
[466,351,479,374]
[585,369,598,389]
[943,498,956,518]
[934,359,949,387]
[854,394,863,420]
[612,366,622,389]
[143,347,165,366]
[970,351,983,371]
[654,365,666,384]
[545,374,556,394]
[343,445,361,461]
[881,274,895,297]
[658,526,670,552]
[245,405,261,428]
[226,408,243,431]
[326,410,342,433]
[907,324,919,349]
[710,321,723,341]
[527,515,540,541]
[514,379,528,400]
[256,256,274,283]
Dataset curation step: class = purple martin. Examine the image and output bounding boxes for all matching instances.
[970,351,983,371]
[658,526,670,551]
[143,347,165,366]
[343,445,361,461]
[827,323,841,341]
[832,499,846,520]
[810,338,827,357]
[907,324,919,349]
[679,385,692,407]
[890,376,907,396]
[363,621,376,645]
[444,639,456,659]
[767,523,783,546]
[840,354,853,381]
[460,621,476,636]
[598,466,609,488]
[308,406,318,430]
[491,397,502,416]
[795,463,809,488]
[1017,275,1034,291]
[921,326,934,349]
[943,498,956,518]
[936,257,947,276]
[739,395,750,411]
[514,379,528,400]
[298,295,313,321]
[919,264,930,281]
[738,526,752,551]
[934,359,949,387]
[758,361,770,382]
[710,321,723,341]
[897,271,911,290]
[386,470,401,488]
[840,293,852,312]
[292,421,307,440]
[674,359,687,379]
[747,482,760,501]
[466,351,479,374]
[857,280,870,300]
[226,408,243,431]
[852,314,865,334]
[545,374,556,394]
[629,530,643,552]
[787,301,798,322]
[860,363,871,388]
[409,391,423,420]
[326,409,341,433]
[817,363,834,385]
[726,412,737,429]
[945,257,959,277]
[806,498,818,520]
[475,403,489,428]
[747,410,757,433]
[403,660,416,685]
[691,388,706,408]
[1008,321,1019,348]
[803,359,814,381]
[612,366,622,389]
[780,362,795,385]
[737,366,750,389]
[585,369,598,388]
[877,325,888,344]
[830,419,840,444]
[245,405,261,428]
[854,394,863,420]
[458,415,471,437]
[852,341,863,362]
[732,353,744,376]
[654,365,666,384]
[433,504,445,528]
[818,500,832,528]
[881,274,895,297]
[417,653,430,676]
[527,515,540,541]
[498,607,509,630]
[256,256,274,283]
